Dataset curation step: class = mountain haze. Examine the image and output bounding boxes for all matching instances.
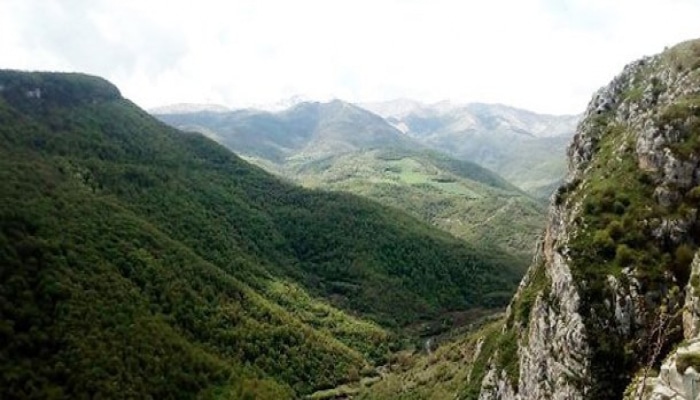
[362,99,579,197]
[157,100,415,163]
[148,103,231,114]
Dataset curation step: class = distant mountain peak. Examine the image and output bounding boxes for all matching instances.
[149,103,231,114]
[359,98,432,118]
[253,94,313,112]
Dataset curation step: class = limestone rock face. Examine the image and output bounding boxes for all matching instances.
[479,40,700,400]
[642,339,700,400]
[479,213,590,400]
[479,368,517,400]
[637,255,700,400]
[684,255,700,340]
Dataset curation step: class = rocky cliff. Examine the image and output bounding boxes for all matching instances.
[478,39,700,400]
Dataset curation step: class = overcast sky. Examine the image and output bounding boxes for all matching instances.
[2,0,699,114]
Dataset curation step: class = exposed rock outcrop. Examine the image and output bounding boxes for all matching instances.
[479,39,700,400]
[478,137,590,400]
[632,254,700,400]
[684,255,700,340]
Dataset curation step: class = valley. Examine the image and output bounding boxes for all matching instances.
[2,6,699,397]
[0,70,527,398]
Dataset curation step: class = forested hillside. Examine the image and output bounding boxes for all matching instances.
[0,70,524,398]
[157,103,546,263]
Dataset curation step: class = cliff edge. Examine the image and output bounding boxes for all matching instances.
[479,39,700,400]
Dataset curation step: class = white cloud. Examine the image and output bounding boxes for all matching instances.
[1,0,699,114]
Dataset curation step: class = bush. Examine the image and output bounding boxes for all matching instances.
[615,244,635,267]
[613,201,627,215]
[676,352,700,374]
[593,230,616,259]
[608,221,624,241]
[672,244,696,285]
[686,186,700,203]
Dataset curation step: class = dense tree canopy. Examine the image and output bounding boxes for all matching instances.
[0,71,523,398]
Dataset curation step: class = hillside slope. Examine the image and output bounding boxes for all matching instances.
[362,100,578,197]
[0,70,525,398]
[156,102,546,262]
[294,148,544,261]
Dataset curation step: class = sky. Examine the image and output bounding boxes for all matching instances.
[1,0,699,115]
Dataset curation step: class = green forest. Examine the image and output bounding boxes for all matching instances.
[0,71,524,398]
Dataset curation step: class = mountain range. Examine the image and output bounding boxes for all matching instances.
[155,100,548,262]
[154,98,578,198]
[361,99,579,197]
